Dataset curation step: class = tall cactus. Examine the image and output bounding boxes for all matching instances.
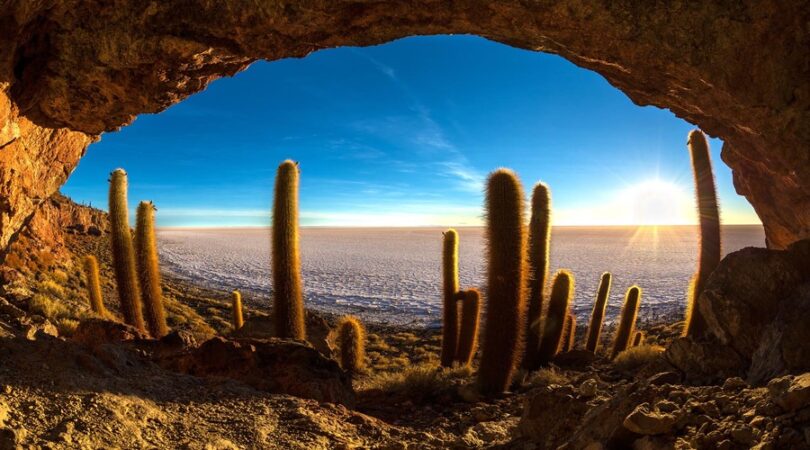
[231,290,244,330]
[272,160,306,340]
[684,130,721,338]
[535,270,573,366]
[610,286,642,359]
[440,229,460,367]
[523,182,551,370]
[82,255,106,316]
[135,201,168,338]
[337,316,366,373]
[478,169,527,395]
[585,272,612,353]
[455,288,480,367]
[108,169,145,332]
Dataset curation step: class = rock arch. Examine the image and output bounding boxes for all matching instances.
[0,0,807,252]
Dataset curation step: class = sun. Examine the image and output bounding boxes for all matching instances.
[620,179,694,226]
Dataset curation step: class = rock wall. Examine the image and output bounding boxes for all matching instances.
[1,0,808,252]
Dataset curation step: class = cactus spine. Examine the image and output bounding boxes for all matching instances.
[632,331,645,347]
[455,288,480,367]
[82,255,106,316]
[535,270,573,366]
[585,272,612,353]
[232,290,244,330]
[272,160,306,340]
[684,130,721,338]
[440,229,460,367]
[523,182,551,370]
[337,316,366,373]
[478,169,527,395]
[108,169,145,332]
[610,286,641,359]
[135,201,168,338]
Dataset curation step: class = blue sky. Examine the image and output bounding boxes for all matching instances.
[63,35,760,227]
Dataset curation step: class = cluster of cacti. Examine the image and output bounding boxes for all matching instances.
[455,288,480,367]
[232,290,244,330]
[135,201,168,338]
[440,229,460,367]
[104,169,171,338]
[477,169,527,395]
[610,286,641,359]
[522,183,551,371]
[337,315,366,373]
[684,130,721,338]
[585,272,611,353]
[82,255,106,316]
[272,160,306,340]
[108,169,146,333]
[535,270,573,366]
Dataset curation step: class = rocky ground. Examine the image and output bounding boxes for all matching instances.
[0,196,806,449]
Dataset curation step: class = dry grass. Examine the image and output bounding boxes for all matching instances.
[613,344,666,372]
[361,362,473,403]
[526,367,570,387]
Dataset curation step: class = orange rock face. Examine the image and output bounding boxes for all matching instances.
[0,1,808,250]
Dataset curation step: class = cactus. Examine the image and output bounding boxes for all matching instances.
[272,160,306,340]
[610,286,641,360]
[565,313,577,352]
[478,169,527,395]
[684,130,721,338]
[337,316,366,373]
[135,201,168,338]
[455,288,481,367]
[232,290,244,330]
[108,169,145,332]
[585,272,612,353]
[535,270,573,366]
[523,182,551,370]
[82,255,106,316]
[632,331,645,347]
[440,229,460,367]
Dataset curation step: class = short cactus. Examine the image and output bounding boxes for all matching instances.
[337,316,366,373]
[478,169,527,395]
[455,288,480,367]
[684,130,721,338]
[108,169,145,332]
[585,272,612,353]
[632,331,645,347]
[564,313,577,352]
[610,286,642,360]
[232,290,244,330]
[535,270,573,366]
[135,201,168,338]
[523,182,551,370]
[82,255,106,316]
[272,160,306,340]
[440,229,460,368]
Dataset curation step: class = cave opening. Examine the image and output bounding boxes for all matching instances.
[57,35,765,326]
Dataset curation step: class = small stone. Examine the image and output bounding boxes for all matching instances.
[715,439,733,450]
[623,403,678,435]
[730,426,755,445]
[749,416,768,428]
[723,377,747,390]
[654,400,679,413]
[579,379,597,398]
[648,371,680,386]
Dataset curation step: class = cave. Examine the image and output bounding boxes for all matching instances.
[0,1,808,256]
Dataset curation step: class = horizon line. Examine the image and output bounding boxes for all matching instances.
[156,223,764,230]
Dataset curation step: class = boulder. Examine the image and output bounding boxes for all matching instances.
[518,386,588,446]
[165,337,354,406]
[668,241,810,384]
[71,319,148,347]
[622,402,678,435]
[767,373,810,412]
[232,312,334,358]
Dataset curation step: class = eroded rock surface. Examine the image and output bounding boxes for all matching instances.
[0,1,808,254]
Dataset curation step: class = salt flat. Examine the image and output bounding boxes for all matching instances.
[157,225,765,327]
